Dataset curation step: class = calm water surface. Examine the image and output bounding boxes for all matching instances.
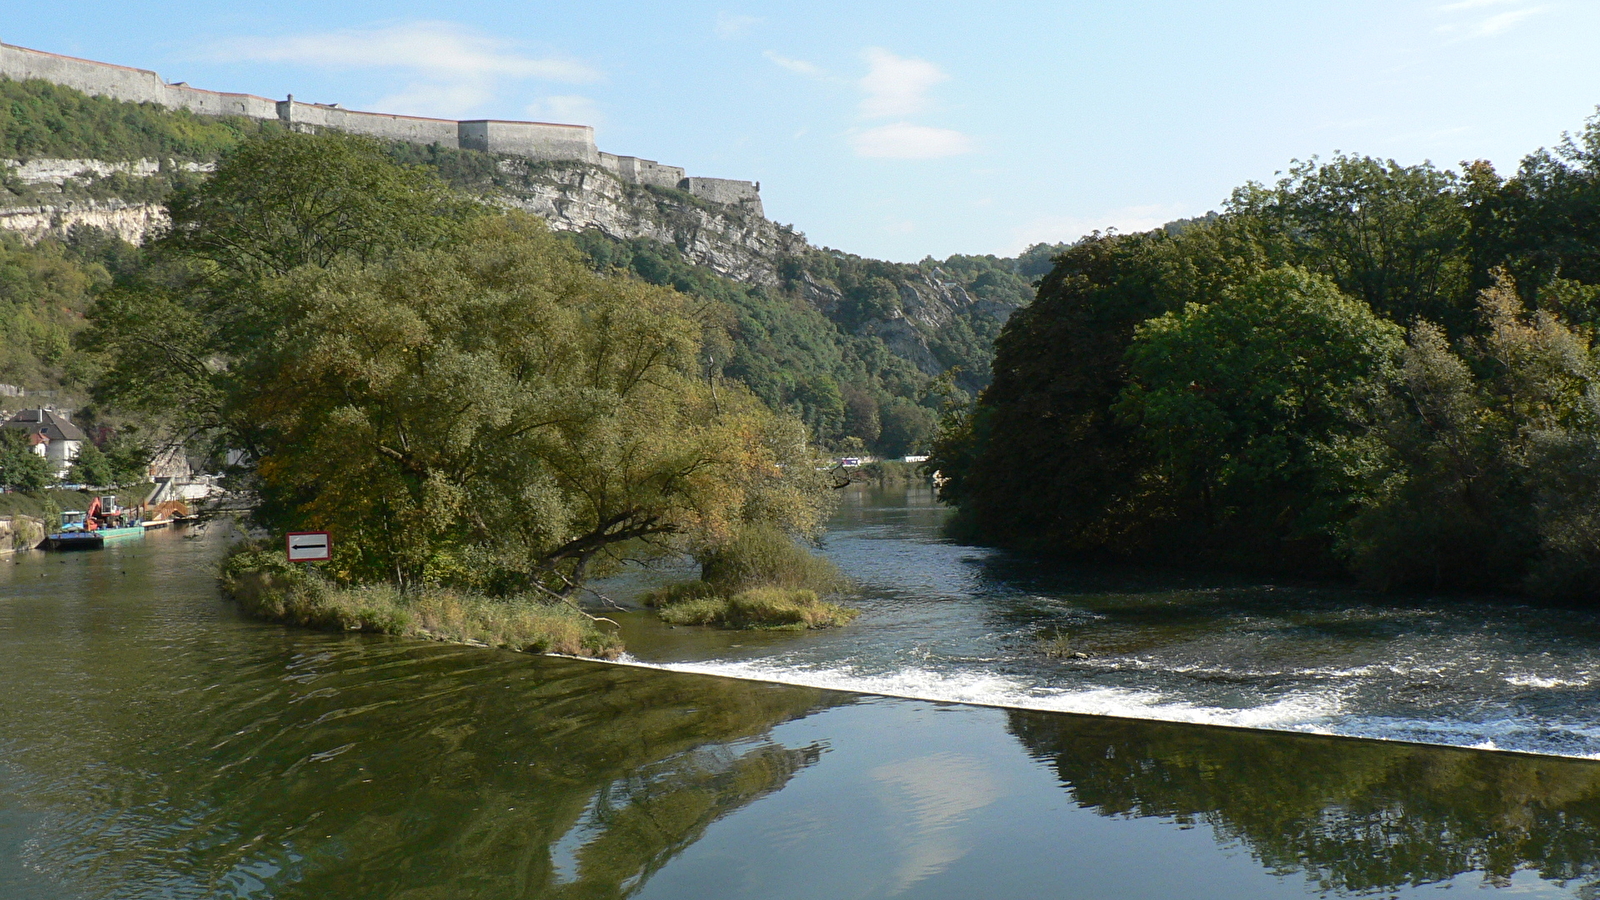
[2,495,1600,898]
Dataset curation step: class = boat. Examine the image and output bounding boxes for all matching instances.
[41,496,147,551]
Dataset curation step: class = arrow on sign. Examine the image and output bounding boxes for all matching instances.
[286,531,332,562]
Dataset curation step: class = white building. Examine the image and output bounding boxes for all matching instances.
[3,408,85,478]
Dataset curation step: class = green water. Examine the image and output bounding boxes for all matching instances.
[4,528,1600,898]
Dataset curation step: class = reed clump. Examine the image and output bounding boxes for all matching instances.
[646,526,859,630]
[221,545,622,658]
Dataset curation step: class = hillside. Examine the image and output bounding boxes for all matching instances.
[0,76,1047,455]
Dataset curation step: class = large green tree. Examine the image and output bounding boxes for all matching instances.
[1117,267,1403,546]
[244,215,831,591]
[0,428,52,491]
[934,110,1600,596]
[84,132,832,594]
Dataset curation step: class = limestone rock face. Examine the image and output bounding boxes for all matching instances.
[490,161,804,287]
[0,198,166,244]
[481,162,1018,380]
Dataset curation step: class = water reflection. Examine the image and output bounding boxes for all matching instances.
[1,580,841,899]
[12,521,1600,898]
[1009,709,1600,896]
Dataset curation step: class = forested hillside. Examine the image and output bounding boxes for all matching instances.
[933,112,1600,599]
[0,76,1040,457]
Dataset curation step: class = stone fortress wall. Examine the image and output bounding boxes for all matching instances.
[0,40,762,215]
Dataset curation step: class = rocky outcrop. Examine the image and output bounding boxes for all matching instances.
[0,156,208,243]
[0,198,165,244]
[491,161,803,286]
[0,515,45,553]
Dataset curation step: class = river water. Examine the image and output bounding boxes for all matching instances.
[3,488,1600,898]
[617,485,1600,759]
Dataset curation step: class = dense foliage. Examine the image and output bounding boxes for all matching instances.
[934,110,1600,599]
[0,229,130,393]
[1,76,279,163]
[561,232,998,455]
[86,132,835,596]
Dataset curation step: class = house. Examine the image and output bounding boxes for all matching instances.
[3,408,86,478]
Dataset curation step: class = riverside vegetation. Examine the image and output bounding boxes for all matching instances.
[645,525,858,629]
[932,109,1600,600]
[78,131,856,653]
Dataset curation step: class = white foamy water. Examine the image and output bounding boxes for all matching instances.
[655,657,1350,730]
[606,484,1600,760]
[607,655,1600,759]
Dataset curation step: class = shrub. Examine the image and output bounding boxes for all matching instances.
[697,525,849,595]
[651,584,858,631]
[220,542,622,658]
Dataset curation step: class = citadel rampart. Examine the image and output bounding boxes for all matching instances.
[0,40,761,215]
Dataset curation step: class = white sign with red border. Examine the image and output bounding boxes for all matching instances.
[286,531,333,562]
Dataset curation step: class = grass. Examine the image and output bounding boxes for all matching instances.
[0,484,157,520]
[652,584,859,631]
[645,525,860,631]
[221,545,623,659]
[1038,632,1093,660]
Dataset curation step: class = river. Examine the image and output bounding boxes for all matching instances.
[617,484,1600,759]
[3,486,1600,898]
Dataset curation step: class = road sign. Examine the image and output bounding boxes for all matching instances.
[286,531,332,562]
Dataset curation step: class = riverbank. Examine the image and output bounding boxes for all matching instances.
[0,514,43,553]
[221,546,623,659]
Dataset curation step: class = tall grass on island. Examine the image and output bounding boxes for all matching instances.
[646,526,859,630]
[220,544,623,659]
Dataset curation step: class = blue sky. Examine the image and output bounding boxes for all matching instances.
[7,1,1600,261]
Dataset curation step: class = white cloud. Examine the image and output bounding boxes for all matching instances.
[1473,7,1544,34]
[1434,0,1546,37]
[526,95,603,126]
[209,21,600,118]
[764,50,826,78]
[851,123,974,159]
[858,48,948,118]
[715,13,762,39]
[215,22,599,81]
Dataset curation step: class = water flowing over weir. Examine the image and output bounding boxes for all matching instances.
[609,484,1600,760]
[9,515,1600,896]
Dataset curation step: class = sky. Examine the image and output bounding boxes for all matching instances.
[7,1,1600,262]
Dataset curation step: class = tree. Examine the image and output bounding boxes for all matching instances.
[877,397,935,457]
[84,133,834,596]
[929,221,1265,549]
[102,432,153,485]
[1233,154,1474,333]
[1117,267,1404,541]
[81,131,484,440]
[1346,272,1600,595]
[66,440,113,487]
[240,214,832,592]
[161,131,480,285]
[0,428,52,490]
[1482,109,1600,301]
